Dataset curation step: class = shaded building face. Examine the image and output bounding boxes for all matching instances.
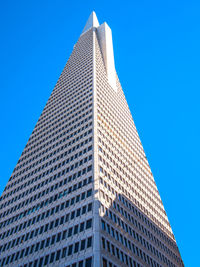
[0,12,183,267]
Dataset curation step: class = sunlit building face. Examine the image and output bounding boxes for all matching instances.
[0,12,183,267]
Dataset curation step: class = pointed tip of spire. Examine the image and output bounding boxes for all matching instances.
[82,11,99,34]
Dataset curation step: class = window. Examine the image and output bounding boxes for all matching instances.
[62,230,67,240]
[45,237,50,247]
[74,242,79,253]
[62,247,67,258]
[103,258,107,267]
[25,247,29,256]
[68,244,73,256]
[116,248,120,259]
[33,259,38,267]
[68,227,72,237]
[80,222,84,232]
[87,237,92,248]
[35,242,40,252]
[51,235,56,245]
[106,238,112,252]
[40,240,45,249]
[87,189,92,197]
[82,205,86,214]
[44,255,49,265]
[30,244,35,254]
[50,252,55,263]
[56,250,61,261]
[85,257,92,267]
[44,223,49,232]
[71,211,75,219]
[71,198,75,205]
[101,220,106,230]
[88,203,92,211]
[55,218,59,227]
[34,228,39,237]
[56,232,61,242]
[39,257,43,266]
[60,216,64,225]
[74,225,78,235]
[86,219,92,229]
[65,213,69,222]
[76,195,80,202]
[65,200,69,208]
[20,249,24,258]
[111,245,115,256]
[76,208,81,217]
[80,239,85,250]
[78,261,84,267]
[102,237,105,249]
[39,226,44,234]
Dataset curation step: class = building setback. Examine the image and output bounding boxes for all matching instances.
[0,12,183,267]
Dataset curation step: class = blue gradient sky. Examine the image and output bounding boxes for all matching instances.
[0,1,199,265]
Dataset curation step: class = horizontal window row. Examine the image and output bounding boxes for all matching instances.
[0,234,93,266]
[18,114,92,174]
[51,64,92,97]
[102,236,161,267]
[36,82,92,130]
[98,126,156,195]
[96,84,140,146]
[21,138,91,175]
[18,103,93,166]
[0,186,93,229]
[0,216,92,253]
[100,189,179,261]
[38,83,92,126]
[0,149,92,210]
[31,102,92,157]
[25,103,92,151]
[119,193,179,253]
[3,127,92,196]
[101,219,175,267]
[0,170,92,228]
[50,71,92,110]
[112,199,178,260]
[97,102,143,166]
[2,141,92,205]
[18,98,92,164]
[32,88,92,137]
[100,181,177,260]
[99,146,163,219]
[19,96,92,162]
[0,199,92,242]
[99,163,170,237]
[11,116,93,179]
[52,62,92,97]
[99,156,162,214]
[44,69,92,115]
[36,88,92,142]
[98,145,161,205]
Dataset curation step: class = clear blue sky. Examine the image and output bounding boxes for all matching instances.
[0,0,199,265]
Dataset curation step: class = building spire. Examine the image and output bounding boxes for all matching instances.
[82,11,99,34]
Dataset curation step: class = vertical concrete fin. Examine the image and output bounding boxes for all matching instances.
[97,22,117,91]
[82,11,99,34]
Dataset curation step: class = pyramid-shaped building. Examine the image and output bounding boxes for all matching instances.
[0,12,183,267]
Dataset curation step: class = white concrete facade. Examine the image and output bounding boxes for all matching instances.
[0,12,183,267]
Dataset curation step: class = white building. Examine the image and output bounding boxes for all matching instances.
[0,12,183,267]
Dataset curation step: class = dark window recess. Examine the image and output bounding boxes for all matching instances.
[85,257,92,267]
[80,239,86,250]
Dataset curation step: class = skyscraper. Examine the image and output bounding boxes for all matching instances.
[0,11,183,267]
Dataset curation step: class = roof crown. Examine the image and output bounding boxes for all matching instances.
[82,11,99,34]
